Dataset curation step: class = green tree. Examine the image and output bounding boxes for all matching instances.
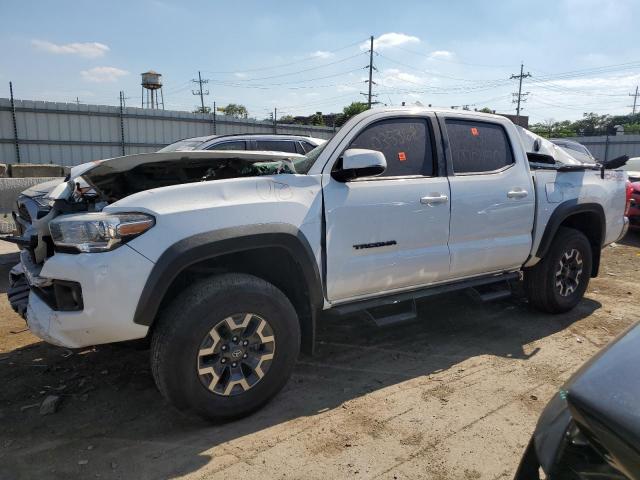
[220,103,248,118]
[335,101,368,126]
[343,101,368,118]
[478,107,494,114]
[193,106,211,114]
[310,112,325,126]
[278,115,296,124]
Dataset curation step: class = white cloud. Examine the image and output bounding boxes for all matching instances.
[32,39,110,58]
[360,33,420,51]
[429,50,454,60]
[379,68,426,88]
[234,72,248,78]
[546,72,640,91]
[311,50,334,59]
[80,66,129,83]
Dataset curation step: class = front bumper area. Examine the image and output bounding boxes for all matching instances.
[22,245,154,348]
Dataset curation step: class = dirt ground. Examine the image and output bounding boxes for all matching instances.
[0,234,639,480]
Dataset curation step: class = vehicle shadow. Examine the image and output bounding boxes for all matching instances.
[0,289,601,479]
[619,229,640,248]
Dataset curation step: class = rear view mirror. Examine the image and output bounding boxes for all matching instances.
[332,149,387,182]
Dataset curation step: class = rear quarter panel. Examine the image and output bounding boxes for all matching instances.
[527,169,627,266]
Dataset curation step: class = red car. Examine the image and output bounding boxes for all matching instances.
[629,180,640,229]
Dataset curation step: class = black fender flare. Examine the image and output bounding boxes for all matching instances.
[535,201,605,276]
[133,224,323,342]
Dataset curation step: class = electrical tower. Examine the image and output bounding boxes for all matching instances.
[510,63,531,121]
[192,71,210,112]
[630,86,639,115]
[361,36,378,109]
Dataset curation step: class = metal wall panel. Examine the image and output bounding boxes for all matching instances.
[0,98,335,165]
[564,135,640,161]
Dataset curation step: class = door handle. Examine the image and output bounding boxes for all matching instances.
[420,194,448,205]
[507,189,528,199]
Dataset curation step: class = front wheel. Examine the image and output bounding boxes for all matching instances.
[524,227,593,313]
[150,273,301,421]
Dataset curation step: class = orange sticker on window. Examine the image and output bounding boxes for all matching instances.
[398,151,407,161]
[471,127,479,136]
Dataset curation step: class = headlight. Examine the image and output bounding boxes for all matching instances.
[49,212,155,253]
[32,196,53,208]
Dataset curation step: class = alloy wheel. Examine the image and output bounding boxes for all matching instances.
[555,248,583,297]
[197,313,276,396]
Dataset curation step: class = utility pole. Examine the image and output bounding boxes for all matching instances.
[510,63,531,122]
[361,35,378,109]
[118,91,126,156]
[191,71,209,112]
[273,107,277,134]
[213,101,217,135]
[9,81,21,164]
[630,85,639,115]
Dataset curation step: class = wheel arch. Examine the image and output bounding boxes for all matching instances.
[536,201,605,277]
[134,224,323,354]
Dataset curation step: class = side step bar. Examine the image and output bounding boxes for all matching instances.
[365,299,417,327]
[332,271,520,320]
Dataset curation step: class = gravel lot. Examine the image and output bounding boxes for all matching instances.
[0,233,638,480]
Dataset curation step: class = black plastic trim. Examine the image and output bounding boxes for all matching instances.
[132,224,323,328]
[535,201,606,259]
[33,280,84,312]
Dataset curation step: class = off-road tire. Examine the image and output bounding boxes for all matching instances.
[524,227,592,313]
[150,273,300,421]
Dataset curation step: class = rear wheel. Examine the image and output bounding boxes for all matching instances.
[150,273,300,421]
[524,227,592,313]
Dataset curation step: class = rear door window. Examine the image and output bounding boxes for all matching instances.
[445,120,514,174]
[207,140,247,151]
[255,140,298,153]
[300,141,317,153]
[347,118,434,177]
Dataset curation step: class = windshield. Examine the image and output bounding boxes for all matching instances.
[291,142,327,174]
[158,139,205,152]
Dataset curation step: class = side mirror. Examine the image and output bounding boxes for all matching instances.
[332,149,387,182]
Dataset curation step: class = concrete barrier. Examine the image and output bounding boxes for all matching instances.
[9,164,66,178]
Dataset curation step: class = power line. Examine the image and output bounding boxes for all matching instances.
[510,63,531,120]
[208,68,364,88]
[212,52,366,83]
[202,38,368,74]
[191,71,209,111]
[393,45,514,69]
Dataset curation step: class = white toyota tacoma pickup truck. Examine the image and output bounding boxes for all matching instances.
[5,108,629,420]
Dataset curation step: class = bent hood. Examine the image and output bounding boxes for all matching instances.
[51,150,304,203]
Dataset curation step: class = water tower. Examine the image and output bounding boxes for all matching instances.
[141,70,164,109]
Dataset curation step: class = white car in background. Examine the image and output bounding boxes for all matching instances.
[550,139,596,164]
[622,156,640,181]
[159,134,327,155]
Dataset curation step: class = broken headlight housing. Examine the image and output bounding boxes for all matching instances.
[49,212,155,253]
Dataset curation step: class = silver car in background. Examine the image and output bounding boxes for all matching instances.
[159,134,327,155]
[550,139,597,164]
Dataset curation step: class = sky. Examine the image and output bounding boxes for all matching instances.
[2,0,640,124]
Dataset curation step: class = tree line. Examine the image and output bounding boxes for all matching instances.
[530,112,640,138]
[194,102,369,127]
